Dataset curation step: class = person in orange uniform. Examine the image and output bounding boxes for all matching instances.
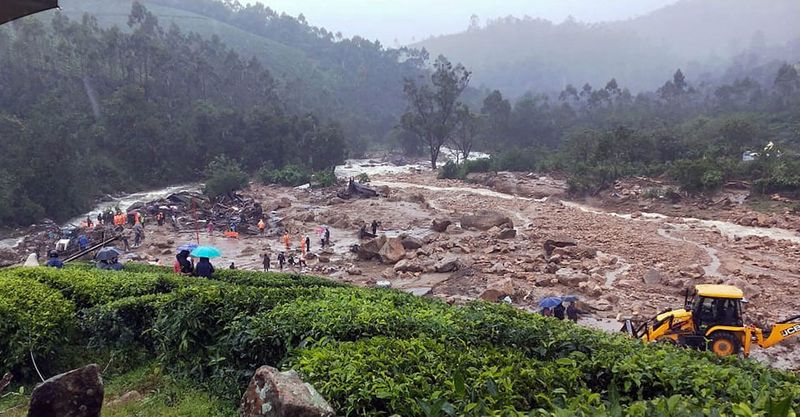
[258,219,266,236]
[282,231,291,251]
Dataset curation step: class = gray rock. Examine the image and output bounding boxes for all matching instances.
[431,219,452,233]
[460,210,513,231]
[434,255,461,273]
[394,259,424,273]
[357,235,386,261]
[400,236,423,250]
[240,366,334,417]
[555,268,590,286]
[643,269,663,285]
[28,364,104,417]
[378,237,406,264]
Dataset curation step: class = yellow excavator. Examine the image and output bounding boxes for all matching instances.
[623,284,800,356]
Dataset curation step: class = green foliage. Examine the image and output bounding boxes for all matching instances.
[258,164,310,187]
[203,156,250,198]
[357,172,371,183]
[1,266,799,416]
[312,169,337,188]
[0,276,75,376]
[670,159,726,192]
[438,160,464,179]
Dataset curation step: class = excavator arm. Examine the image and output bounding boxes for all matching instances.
[752,315,800,349]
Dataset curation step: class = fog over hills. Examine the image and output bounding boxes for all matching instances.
[415,0,800,95]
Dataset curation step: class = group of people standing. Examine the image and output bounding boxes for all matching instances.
[175,249,215,278]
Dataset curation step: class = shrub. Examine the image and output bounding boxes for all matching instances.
[258,164,310,186]
[203,156,249,197]
[670,159,725,192]
[0,275,76,375]
[438,160,464,179]
[311,169,337,188]
[290,336,583,416]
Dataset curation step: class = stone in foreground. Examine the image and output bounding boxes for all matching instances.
[28,364,103,417]
[240,366,334,417]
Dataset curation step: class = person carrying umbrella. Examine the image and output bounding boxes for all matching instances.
[190,246,220,278]
[176,249,194,275]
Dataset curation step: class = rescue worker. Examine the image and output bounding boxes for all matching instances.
[282,231,291,251]
[305,235,311,253]
[78,234,89,251]
[258,218,266,236]
[324,227,330,247]
[300,236,306,255]
[371,220,378,236]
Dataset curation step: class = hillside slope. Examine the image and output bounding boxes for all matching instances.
[50,0,425,141]
[415,0,800,95]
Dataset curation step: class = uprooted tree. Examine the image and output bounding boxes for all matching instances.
[401,56,471,169]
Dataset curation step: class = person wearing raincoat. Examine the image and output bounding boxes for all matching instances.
[258,219,266,235]
[193,257,215,278]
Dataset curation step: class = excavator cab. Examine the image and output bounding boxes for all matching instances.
[688,284,745,355]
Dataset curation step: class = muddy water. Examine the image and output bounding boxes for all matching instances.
[65,183,201,227]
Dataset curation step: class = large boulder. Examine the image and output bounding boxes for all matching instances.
[401,236,424,250]
[555,268,590,286]
[240,366,334,417]
[460,210,513,231]
[434,255,461,273]
[431,219,452,233]
[378,237,406,264]
[357,235,386,261]
[543,236,577,256]
[394,259,424,273]
[643,269,663,285]
[28,364,104,417]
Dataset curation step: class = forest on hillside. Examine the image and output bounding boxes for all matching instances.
[424,62,800,195]
[56,0,429,145]
[0,3,347,225]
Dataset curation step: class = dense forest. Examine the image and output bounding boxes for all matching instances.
[432,63,800,195]
[416,0,800,95]
[56,0,429,145]
[0,3,347,225]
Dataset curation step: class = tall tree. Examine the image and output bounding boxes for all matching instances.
[401,55,471,169]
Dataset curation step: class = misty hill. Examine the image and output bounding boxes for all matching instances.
[52,0,427,142]
[415,0,800,96]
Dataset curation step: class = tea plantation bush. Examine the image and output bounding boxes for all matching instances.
[0,266,798,416]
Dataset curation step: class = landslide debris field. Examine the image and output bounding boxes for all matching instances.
[126,160,800,371]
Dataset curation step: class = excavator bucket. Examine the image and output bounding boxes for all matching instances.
[0,0,58,25]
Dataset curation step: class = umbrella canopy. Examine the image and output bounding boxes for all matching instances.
[96,247,122,261]
[176,243,198,253]
[1,0,59,25]
[561,295,580,302]
[190,246,221,258]
[538,296,563,309]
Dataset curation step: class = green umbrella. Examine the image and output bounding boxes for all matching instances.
[1,0,59,25]
[190,246,221,258]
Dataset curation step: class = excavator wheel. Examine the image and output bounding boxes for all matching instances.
[710,332,740,357]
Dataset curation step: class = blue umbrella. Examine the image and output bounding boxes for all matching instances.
[538,296,563,309]
[176,243,199,253]
[96,247,122,261]
[190,246,222,258]
[561,295,580,302]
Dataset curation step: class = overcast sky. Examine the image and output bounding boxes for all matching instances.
[248,0,679,46]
